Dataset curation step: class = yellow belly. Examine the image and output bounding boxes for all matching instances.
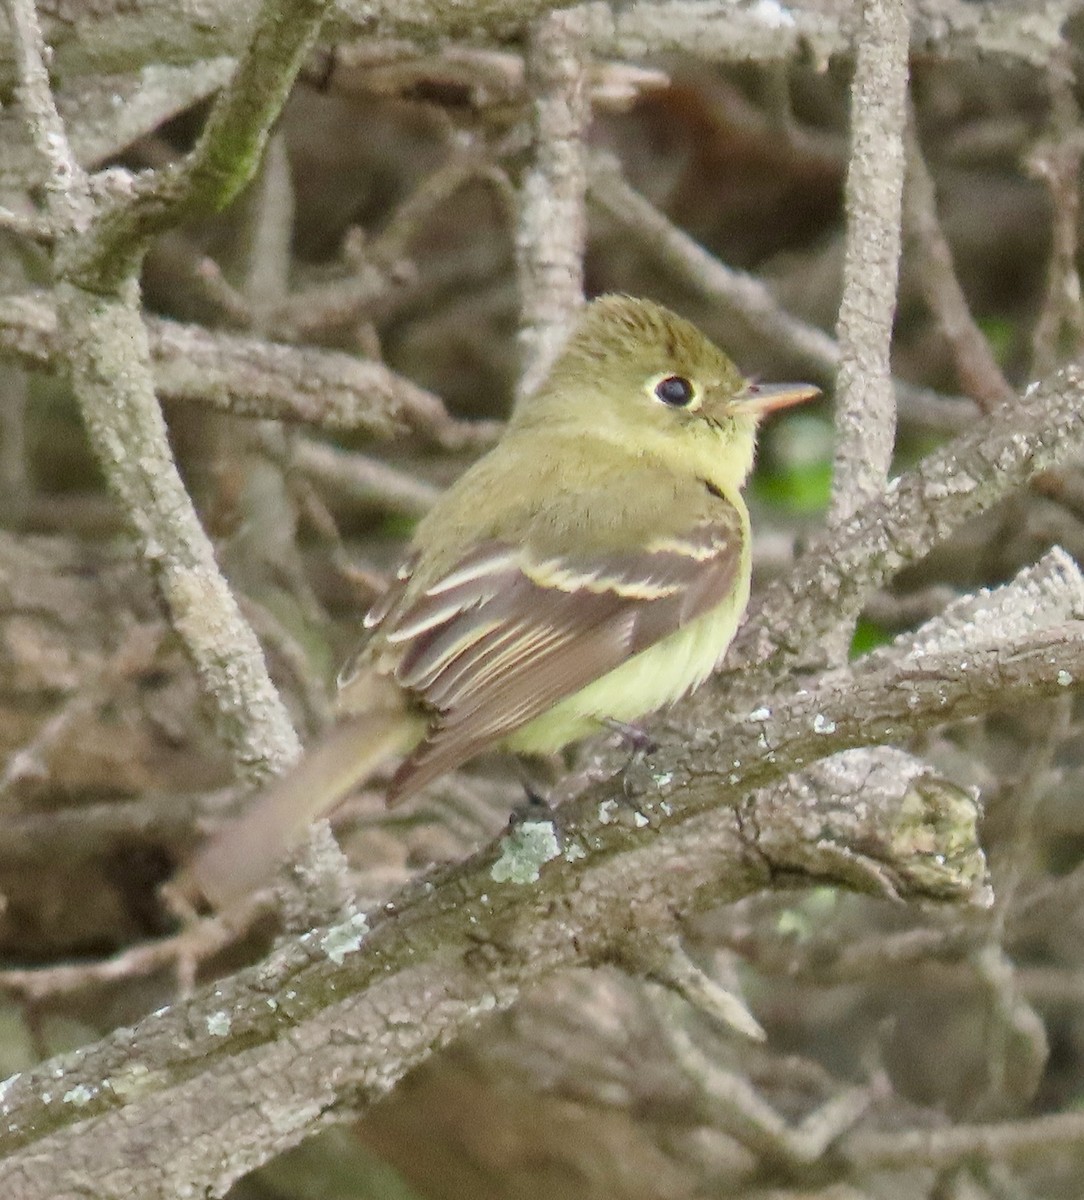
[504,575,750,755]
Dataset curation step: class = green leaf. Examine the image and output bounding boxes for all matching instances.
[754,461,833,513]
[754,412,835,514]
[850,618,892,658]
[380,512,419,539]
[977,314,1015,366]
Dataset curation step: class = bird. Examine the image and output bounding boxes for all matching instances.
[176,295,819,909]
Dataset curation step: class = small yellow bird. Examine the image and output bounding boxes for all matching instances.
[180,296,818,908]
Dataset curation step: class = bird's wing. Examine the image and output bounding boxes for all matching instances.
[374,495,746,802]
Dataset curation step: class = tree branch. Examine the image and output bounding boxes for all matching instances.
[61,0,334,292]
[903,109,1014,411]
[1,0,1072,98]
[515,6,589,397]
[829,0,909,530]
[0,291,493,446]
[4,0,332,777]
[587,153,978,433]
[7,565,1084,1193]
[726,362,1084,676]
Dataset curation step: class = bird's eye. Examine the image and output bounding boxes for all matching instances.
[654,375,696,407]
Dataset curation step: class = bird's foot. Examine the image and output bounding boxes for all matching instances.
[602,717,658,756]
[510,760,556,823]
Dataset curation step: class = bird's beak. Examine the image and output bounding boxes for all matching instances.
[739,381,821,415]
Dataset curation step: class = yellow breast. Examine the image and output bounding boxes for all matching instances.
[505,568,751,755]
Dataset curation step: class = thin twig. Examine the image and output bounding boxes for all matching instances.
[239,129,295,319]
[587,153,977,431]
[5,0,91,234]
[376,156,516,266]
[662,1009,873,1168]
[843,1110,1084,1172]
[68,0,335,291]
[903,110,1014,412]
[252,154,512,342]
[0,916,247,1004]
[0,204,54,243]
[968,944,1048,1114]
[588,152,840,383]
[0,623,164,797]
[290,437,441,519]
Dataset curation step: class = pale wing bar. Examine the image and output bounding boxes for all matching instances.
[380,503,744,802]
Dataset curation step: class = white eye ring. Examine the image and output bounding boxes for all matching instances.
[646,373,701,410]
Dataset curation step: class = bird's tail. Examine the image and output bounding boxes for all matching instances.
[173,710,424,911]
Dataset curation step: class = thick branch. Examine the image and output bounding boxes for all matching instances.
[727,362,1084,674]
[515,6,589,397]
[7,597,1084,1194]
[829,0,909,526]
[0,292,486,446]
[56,285,303,776]
[4,0,329,776]
[3,1,1071,93]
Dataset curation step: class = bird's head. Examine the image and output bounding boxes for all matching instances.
[517,295,820,486]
